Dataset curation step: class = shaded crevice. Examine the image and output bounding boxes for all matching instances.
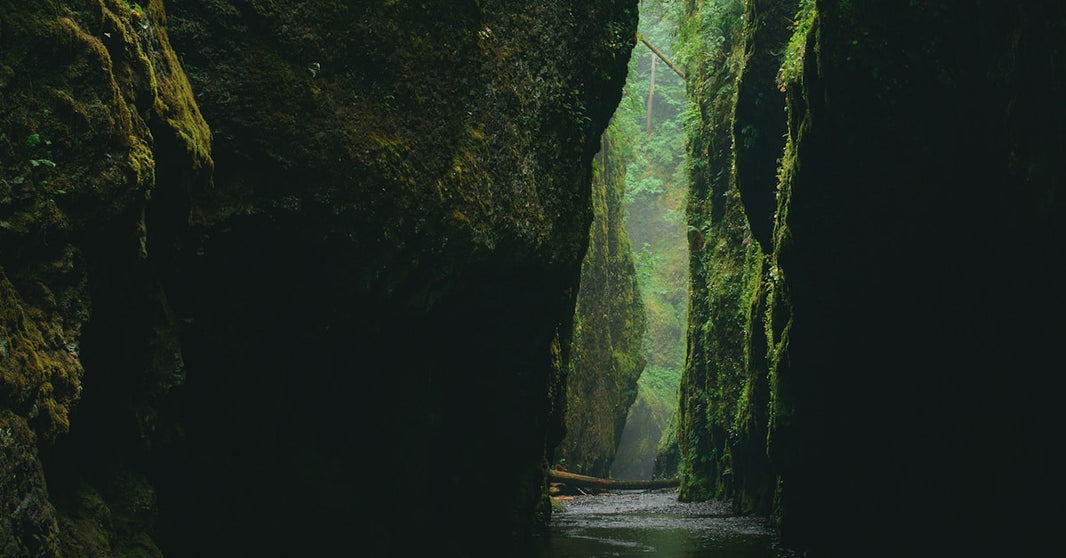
[732,0,792,251]
[147,218,583,554]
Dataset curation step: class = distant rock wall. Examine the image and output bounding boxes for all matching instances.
[558,128,646,479]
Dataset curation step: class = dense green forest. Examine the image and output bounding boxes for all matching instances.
[560,0,689,481]
[610,1,690,481]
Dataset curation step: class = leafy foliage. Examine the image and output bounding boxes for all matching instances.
[606,0,691,479]
[778,0,816,88]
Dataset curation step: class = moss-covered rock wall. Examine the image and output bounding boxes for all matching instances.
[675,0,1065,554]
[1,1,211,554]
[673,0,771,509]
[558,127,646,479]
[767,1,1065,554]
[2,0,637,555]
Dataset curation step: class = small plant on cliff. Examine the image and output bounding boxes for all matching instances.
[777,0,816,90]
[125,2,149,29]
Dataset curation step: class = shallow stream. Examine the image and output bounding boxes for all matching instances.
[530,488,795,557]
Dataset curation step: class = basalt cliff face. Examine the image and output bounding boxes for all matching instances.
[677,0,1065,555]
[1,1,210,554]
[557,128,645,479]
[0,0,636,555]
[768,2,1065,554]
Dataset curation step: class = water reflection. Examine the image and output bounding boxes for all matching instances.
[533,489,794,558]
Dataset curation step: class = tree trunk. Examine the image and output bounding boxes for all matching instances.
[645,53,657,133]
[549,469,679,490]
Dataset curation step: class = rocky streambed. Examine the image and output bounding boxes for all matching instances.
[527,488,796,557]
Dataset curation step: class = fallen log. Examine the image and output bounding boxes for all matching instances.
[549,469,679,490]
